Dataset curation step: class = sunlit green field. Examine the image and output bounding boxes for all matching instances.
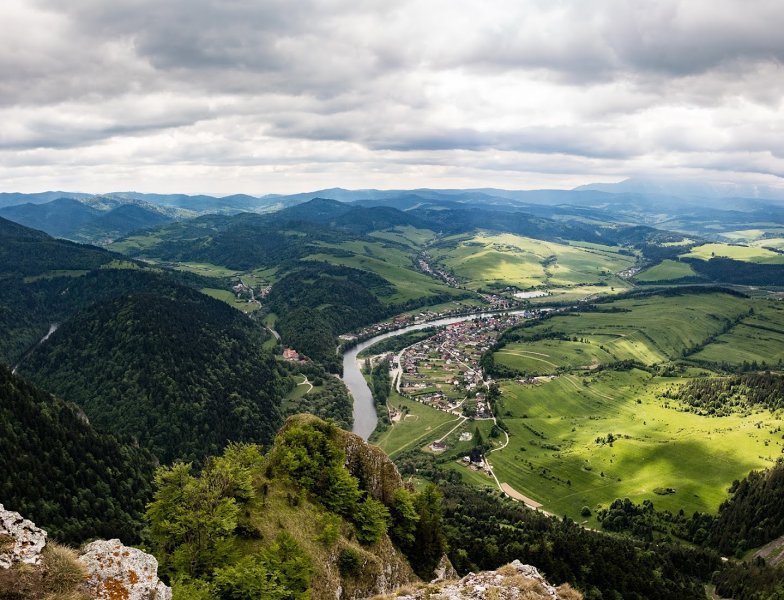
[429,232,636,290]
[752,237,784,251]
[503,292,752,365]
[200,288,260,314]
[682,242,784,264]
[304,239,462,304]
[689,301,784,367]
[495,339,616,375]
[719,229,784,242]
[368,226,437,249]
[371,391,459,458]
[491,370,784,521]
[635,259,698,282]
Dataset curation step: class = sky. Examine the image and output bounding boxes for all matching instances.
[1,0,784,195]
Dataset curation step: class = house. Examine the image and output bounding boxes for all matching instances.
[282,348,300,361]
[430,441,447,452]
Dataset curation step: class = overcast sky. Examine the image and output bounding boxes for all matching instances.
[1,0,783,195]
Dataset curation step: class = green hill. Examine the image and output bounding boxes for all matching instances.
[20,285,286,464]
[0,366,155,545]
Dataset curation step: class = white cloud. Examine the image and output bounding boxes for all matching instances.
[0,0,782,193]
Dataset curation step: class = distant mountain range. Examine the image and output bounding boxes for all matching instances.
[1,179,784,244]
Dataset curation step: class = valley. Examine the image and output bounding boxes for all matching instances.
[2,187,784,598]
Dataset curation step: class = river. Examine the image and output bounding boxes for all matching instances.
[345,309,532,440]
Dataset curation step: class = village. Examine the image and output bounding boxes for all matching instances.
[384,312,533,416]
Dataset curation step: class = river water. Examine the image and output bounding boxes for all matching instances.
[345,309,531,440]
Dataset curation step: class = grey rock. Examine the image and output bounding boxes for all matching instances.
[0,503,47,569]
[79,539,171,600]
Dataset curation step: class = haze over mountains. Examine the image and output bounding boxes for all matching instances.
[2,178,784,245]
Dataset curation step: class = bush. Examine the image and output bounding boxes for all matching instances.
[338,548,362,578]
[581,506,592,518]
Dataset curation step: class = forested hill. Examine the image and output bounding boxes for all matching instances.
[19,285,287,464]
[708,459,784,555]
[0,365,155,545]
[0,215,117,277]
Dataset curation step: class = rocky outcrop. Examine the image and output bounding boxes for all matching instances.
[372,560,581,600]
[431,554,459,582]
[337,428,406,505]
[80,539,172,600]
[0,505,171,600]
[0,503,47,569]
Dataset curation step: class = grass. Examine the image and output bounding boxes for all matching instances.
[681,243,784,264]
[429,232,636,291]
[495,339,616,375]
[304,239,462,305]
[689,300,784,367]
[372,291,784,523]
[635,259,698,282]
[200,288,261,314]
[371,391,459,458]
[503,292,752,366]
[490,368,784,522]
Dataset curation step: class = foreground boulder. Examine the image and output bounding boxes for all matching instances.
[0,503,46,569]
[80,539,172,600]
[0,504,170,600]
[377,560,581,600]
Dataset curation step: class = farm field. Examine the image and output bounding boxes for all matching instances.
[429,232,636,290]
[718,228,784,242]
[200,287,260,314]
[368,226,437,249]
[689,301,784,367]
[753,237,784,251]
[371,391,460,458]
[495,339,616,375]
[635,259,698,282]
[371,289,784,525]
[490,369,784,521]
[304,238,462,304]
[682,242,784,264]
[500,292,752,366]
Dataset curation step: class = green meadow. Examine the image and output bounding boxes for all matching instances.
[304,239,461,304]
[490,369,783,521]
[635,259,698,282]
[504,292,752,365]
[371,391,459,458]
[682,242,784,264]
[429,232,636,290]
[374,290,784,523]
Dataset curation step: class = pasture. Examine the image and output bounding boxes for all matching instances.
[500,292,752,366]
[429,232,636,290]
[682,243,784,264]
[635,259,698,282]
[371,391,460,458]
[490,369,784,521]
[304,239,462,305]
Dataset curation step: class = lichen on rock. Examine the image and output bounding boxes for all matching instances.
[79,539,171,600]
[0,503,47,569]
[369,560,582,600]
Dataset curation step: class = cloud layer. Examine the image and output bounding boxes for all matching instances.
[1,0,783,193]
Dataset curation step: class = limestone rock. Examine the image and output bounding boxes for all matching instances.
[79,539,171,600]
[377,560,580,600]
[0,503,47,569]
[431,554,459,583]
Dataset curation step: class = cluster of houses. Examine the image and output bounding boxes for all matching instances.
[230,279,271,305]
[416,253,461,287]
[395,313,531,414]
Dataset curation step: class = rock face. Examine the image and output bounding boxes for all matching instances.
[383,560,581,600]
[79,539,172,600]
[339,428,406,506]
[0,503,47,569]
